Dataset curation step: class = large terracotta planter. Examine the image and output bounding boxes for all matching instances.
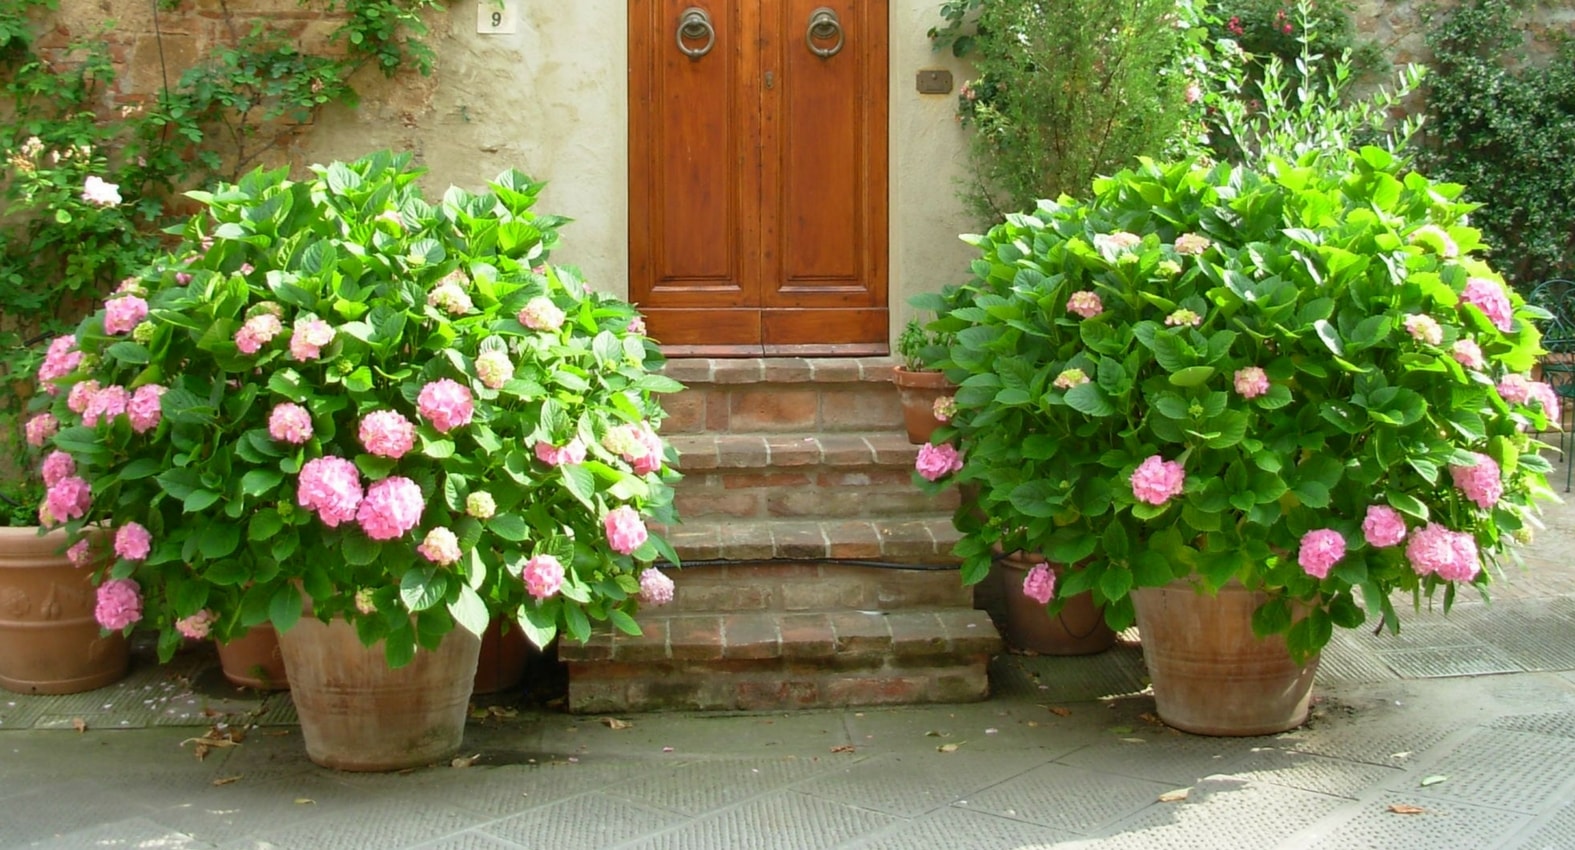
[891,367,954,444]
[0,526,129,694]
[277,614,482,771]
[217,623,289,690]
[997,551,1116,655]
[472,619,529,695]
[1131,580,1319,736]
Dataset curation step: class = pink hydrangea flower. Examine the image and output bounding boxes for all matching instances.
[1173,233,1212,256]
[24,412,58,447]
[290,317,335,361]
[1093,231,1142,255]
[114,522,152,561]
[35,335,82,394]
[66,538,93,567]
[1403,314,1442,346]
[356,476,425,541]
[81,175,121,207]
[40,451,75,487]
[268,402,314,444]
[234,313,283,355]
[915,442,964,481]
[535,439,588,468]
[45,475,91,523]
[1497,374,1533,405]
[417,526,462,566]
[1362,505,1408,548]
[933,395,958,423]
[1066,291,1104,319]
[1165,308,1203,328]
[1053,368,1089,390]
[1460,277,1513,332]
[1449,452,1503,510]
[627,316,647,335]
[1452,339,1485,370]
[1528,381,1561,423]
[103,294,148,335]
[522,554,565,600]
[1131,455,1185,505]
[1297,529,1346,578]
[1406,522,1480,581]
[176,610,216,640]
[1234,366,1270,399]
[359,410,416,459]
[639,568,675,606]
[94,578,142,630]
[127,384,166,434]
[354,588,378,615]
[604,505,648,555]
[417,379,474,433]
[1022,562,1056,605]
[517,296,566,332]
[465,491,496,519]
[1408,224,1459,258]
[475,350,514,389]
[82,385,129,428]
[68,379,99,415]
[296,456,363,527]
[427,280,474,315]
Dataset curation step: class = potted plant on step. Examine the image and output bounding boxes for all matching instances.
[892,316,957,444]
[30,151,684,769]
[919,149,1559,735]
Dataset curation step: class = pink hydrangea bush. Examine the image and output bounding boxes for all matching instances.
[29,153,680,664]
[924,151,1558,662]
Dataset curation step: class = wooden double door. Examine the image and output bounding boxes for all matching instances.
[629,0,889,355]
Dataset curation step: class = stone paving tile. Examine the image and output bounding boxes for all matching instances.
[407,833,530,850]
[839,700,1086,756]
[957,761,1180,834]
[795,750,1056,818]
[604,756,849,816]
[618,792,897,850]
[1382,728,1575,815]
[1502,794,1575,850]
[1216,746,1407,800]
[213,797,478,850]
[28,816,216,850]
[1295,792,1533,850]
[1089,777,1347,850]
[1374,644,1527,679]
[147,769,377,847]
[845,805,1080,850]
[987,644,1152,702]
[1490,710,1575,739]
[0,778,156,848]
[479,791,688,850]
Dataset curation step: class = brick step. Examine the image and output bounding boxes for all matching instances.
[657,515,961,566]
[669,431,958,520]
[652,562,974,613]
[561,607,1002,712]
[660,357,904,435]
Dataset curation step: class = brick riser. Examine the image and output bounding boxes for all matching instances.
[562,357,1000,713]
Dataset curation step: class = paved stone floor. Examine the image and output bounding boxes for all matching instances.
[4,455,1575,849]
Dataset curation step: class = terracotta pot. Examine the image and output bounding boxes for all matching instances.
[277,614,481,771]
[997,551,1117,655]
[217,623,289,690]
[891,367,954,444]
[0,526,129,694]
[1131,580,1319,737]
[472,619,529,695]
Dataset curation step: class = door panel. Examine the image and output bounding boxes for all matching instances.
[629,0,888,356]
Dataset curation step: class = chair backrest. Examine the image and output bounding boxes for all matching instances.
[1528,279,1575,352]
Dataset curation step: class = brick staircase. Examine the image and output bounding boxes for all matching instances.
[559,357,1002,712]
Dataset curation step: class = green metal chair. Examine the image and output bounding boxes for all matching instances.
[1527,279,1575,491]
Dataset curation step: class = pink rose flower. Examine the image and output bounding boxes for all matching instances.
[1460,277,1513,332]
[359,410,416,459]
[417,526,462,566]
[1066,291,1104,319]
[94,578,142,630]
[114,522,152,561]
[40,451,75,487]
[356,476,425,541]
[1452,339,1484,370]
[1130,455,1185,505]
[1406,522,1480,582]
[1402,313,1442,346]
[417,379,474,433]
[290,317,336,361]
[103,294,148,335]
[604,505,648,555]
[915,442,964,482]
[176,610,217,640]
[45,475,92,523]
[639,568,676,606]
[127,384,166,434]
[296,456,363,527]
[1449,452,1503,510]
[1362,505,1408,548]
[1234,366,1270,399]
[68,379,99,415]
[268,402,314,444]
[517,296,566,332]
[522,554,566,600]
[35,335,83,394]
[1297,528,1346,579]
[24,412,59,447]
[475,349,515,389]
[81,175,121,206]
[1022,562,1055,605]
[83,385,129,427]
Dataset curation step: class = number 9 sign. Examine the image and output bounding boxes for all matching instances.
[477,0,515,34]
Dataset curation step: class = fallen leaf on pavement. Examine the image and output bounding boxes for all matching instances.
[451,754,480,768]
[1388,804,1425,815]
[1158,789,1189,803]
[937,743,962,753]
[212,776,242,786]
[294,798,315,805]
[1048,707,1072,717]
[831,744,856,754]
[1420,775,1448,787]
[72,718,87,733]
[601,717,632,730]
